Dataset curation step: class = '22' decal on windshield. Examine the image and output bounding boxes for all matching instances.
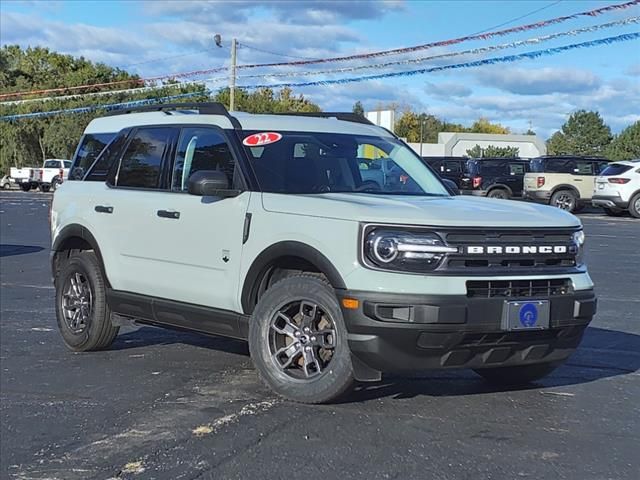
[242,132,283,147]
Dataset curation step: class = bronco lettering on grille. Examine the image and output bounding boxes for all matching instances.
[466,246,568,254]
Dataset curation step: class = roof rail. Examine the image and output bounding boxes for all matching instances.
[103,102,242,129]
[281,112,375,126]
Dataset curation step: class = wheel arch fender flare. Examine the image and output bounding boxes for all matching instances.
[487,183,513,196]
[551,184,581,199]
[241,241,346,315]
[51,224,110,286]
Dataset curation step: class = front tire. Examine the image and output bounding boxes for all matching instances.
[55,251,119,351]
[629,193,640,219]
[39,184,51,193]
[249,274,354,403]
[20,184,30,192]
[474,363,559,386]
[551,190,577,212]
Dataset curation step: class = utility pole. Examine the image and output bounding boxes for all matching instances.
[419,116,424,157]
[229,38,237,111]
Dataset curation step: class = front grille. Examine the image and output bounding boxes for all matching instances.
[438,228,579,274]
[466,278,573,298]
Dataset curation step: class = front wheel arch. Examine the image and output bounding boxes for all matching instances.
[241,241,346,315]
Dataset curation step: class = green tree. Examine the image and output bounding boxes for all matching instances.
[547,110,613,156]
[605,121,640,160]
[352,101,365,117]
[212,87,320,113]
[468,117,510,134]
[466,144,520,158]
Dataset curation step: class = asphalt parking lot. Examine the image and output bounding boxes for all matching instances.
[1,190,639,480]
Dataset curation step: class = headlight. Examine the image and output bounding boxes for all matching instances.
[573,229,585,265]
[363,228,457,272]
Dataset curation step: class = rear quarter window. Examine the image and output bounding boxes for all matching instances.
[600,164,632,176]
[69,133,116,180]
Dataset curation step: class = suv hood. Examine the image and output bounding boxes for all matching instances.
[262,193,580,228]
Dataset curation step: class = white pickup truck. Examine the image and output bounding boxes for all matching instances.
[30,159,71,192]
[9,167,37,191]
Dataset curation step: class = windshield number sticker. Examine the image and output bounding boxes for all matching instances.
[243,132,282,147]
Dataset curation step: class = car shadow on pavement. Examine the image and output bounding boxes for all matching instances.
[111,326,250,356]
[107,325,639,403]
[0,244,45,257]
[344,326,640,402]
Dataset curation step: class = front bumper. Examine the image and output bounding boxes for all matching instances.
[592,194,628,209]
[523,189,551,203]
[337,289,596,374]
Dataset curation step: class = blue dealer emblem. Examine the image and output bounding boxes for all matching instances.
[519,303,538,327]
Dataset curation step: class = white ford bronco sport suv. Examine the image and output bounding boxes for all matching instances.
[51,103,596,403]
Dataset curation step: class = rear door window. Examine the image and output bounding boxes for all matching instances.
[545,159,576,174]
[574,161,594,175]
[116,127,173,189]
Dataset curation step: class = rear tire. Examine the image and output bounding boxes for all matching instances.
[20,184,30,192]
[551,190,577,212]
[474,363,559,386]
[55,251,119,352]
[39,184,51,193]
[629,193,640,219]
[249,274,354,403]
[487,188,510,200]
[603,207,625,217]
[51,177,61,191]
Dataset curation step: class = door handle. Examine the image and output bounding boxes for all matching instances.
[95,205,113,214]
[573,178,583,182]
[157,209,180,219]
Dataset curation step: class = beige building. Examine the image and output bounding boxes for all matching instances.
[408,132,547,158]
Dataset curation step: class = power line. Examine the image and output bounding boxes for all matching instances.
[232,17,639,81]
[3,32,637,121]
[237,42,320,60]
[471,0,564,35]
[1,0,637,100]
[240,33,639,89]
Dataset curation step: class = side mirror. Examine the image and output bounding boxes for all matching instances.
[187,170,238,197]
[442,178,460,196]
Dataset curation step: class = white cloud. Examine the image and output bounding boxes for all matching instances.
[424,81,471,98]
[475,66,601,95]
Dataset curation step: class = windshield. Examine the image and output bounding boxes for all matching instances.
[243,131,449,196]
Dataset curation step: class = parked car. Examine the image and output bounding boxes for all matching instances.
[1,175,16,189]
[523,156,610,212]
[592,159,640,218]
[51,103,595,403]
[421,156,468,189]
[31,159,71,192]
[460,157,530,199]
[9,166,37,191]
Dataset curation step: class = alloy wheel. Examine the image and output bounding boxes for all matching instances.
[61,271,93,333]
[554,193,574,211]
[269,300,336,379]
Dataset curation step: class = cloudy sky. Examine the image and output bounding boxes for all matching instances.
[1,0,639,137]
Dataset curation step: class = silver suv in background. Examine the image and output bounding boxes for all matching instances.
[592,160,640,218]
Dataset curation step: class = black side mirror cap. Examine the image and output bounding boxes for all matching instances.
[441,178,460,196]
[187,170,239,197]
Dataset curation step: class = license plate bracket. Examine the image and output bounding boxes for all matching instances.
[501,300,550,331]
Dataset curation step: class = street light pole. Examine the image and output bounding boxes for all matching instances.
[419,116,424,157]
[229,38,237,111]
